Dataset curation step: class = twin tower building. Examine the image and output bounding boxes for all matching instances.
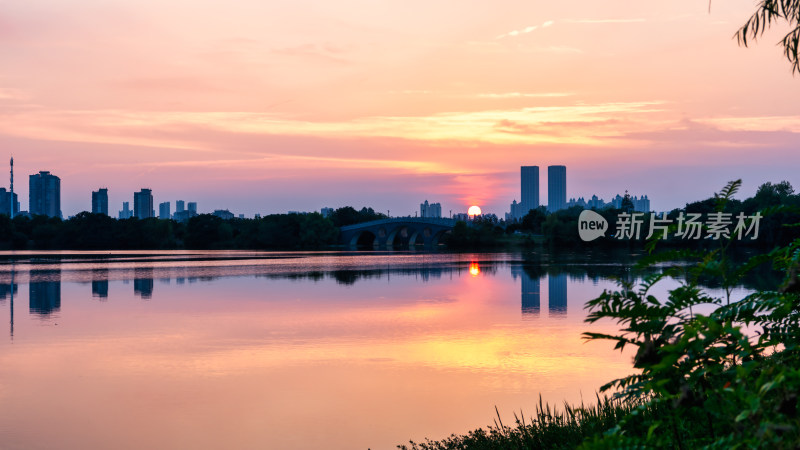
[508,165,566,221]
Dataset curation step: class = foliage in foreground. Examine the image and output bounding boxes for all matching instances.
[402,180,800,449]
[581,180,800,448]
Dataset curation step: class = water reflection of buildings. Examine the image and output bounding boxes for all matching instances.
[1,270,18,338]
[513,267,568,317]
[0,281,18,300]
[92,269,109,299]
[29,270,61,316]
[134,268,154,299]
[548,274,567,316]
[521,275,541,315]
[417,268,444,282]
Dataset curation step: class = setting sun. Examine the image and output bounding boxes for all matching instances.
[468,206,481,217]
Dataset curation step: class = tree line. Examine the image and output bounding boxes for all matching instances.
[0,206,385,250]
[2,182,798,250]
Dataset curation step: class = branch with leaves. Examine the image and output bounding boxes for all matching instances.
[736,0,800,74]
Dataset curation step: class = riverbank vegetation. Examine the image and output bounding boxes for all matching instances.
[400,181,800,449]
[0,206,389,250]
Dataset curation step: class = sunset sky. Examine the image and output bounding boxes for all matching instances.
[2,0,799,217]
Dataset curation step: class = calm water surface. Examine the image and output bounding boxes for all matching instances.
[0,251,643,449]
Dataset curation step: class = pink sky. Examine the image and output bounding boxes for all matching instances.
[1,0,799,217]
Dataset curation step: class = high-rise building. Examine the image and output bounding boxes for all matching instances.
[633,195,650,213]
[119,202,132,219]
[506,199,524,222]
[29,171,61,218]
[133,189,154,219]
[0,188,19,218]
[173,201,198,222]
[547,165,566,212]
[420,200,442,218]
[520,166,539,219]
[92,188,108,215]
[158,201,171,219]
[320,207,333,218]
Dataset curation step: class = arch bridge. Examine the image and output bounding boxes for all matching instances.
[340,218,456,248]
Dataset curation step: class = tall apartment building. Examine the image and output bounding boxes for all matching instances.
[29,171,61,218]
[158,201,171,219]
[420,200,442,218]
[92,188,108,215]
[520,166,539,218]
[133,189,154,219]
[547,165,566,212]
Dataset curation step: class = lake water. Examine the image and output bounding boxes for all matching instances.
[0,251,645,449]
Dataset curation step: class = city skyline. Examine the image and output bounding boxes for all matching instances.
[1,2,798,217]
[2,161,656,220]
[2,161,796,219]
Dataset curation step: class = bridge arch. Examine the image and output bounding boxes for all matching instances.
[349,230,378,247]
[386,225,415,247]
[340,218,457,249]
[408,227,432,246]
[431,228,451,246]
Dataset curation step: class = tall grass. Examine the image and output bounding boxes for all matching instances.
[398,395,644,450]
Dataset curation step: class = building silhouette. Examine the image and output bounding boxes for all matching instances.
[607,194,651,212]
[159,201,171,219]
[566,193,652,212]
[119,202,133,219]
[92,188,108,215]
[133,189,154,219]
[212,209,234,220]
[29,171,61,218]
[0,188,19,218]
[420,200,442,218]
[520,166,539,219]
[547,165,566,212]
[173,201,197,222]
